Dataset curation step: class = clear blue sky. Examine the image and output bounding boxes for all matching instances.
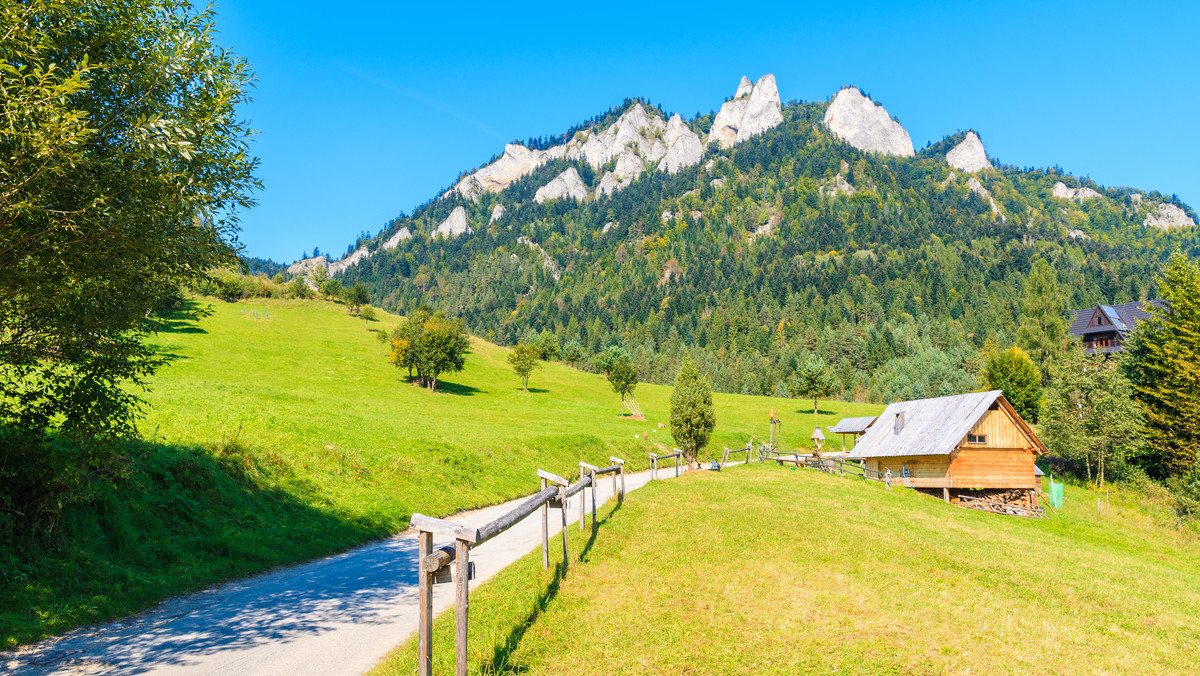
[214,1,1199,263]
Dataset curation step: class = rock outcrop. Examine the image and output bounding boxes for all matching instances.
[434,206,471,238]
[659,114,704,174]
[1052,181,1101,201]
[449,143,566,200]
[287,255,328,277]
[1144,203,1196,229]
[707,74,784,149]
[567,103,666,169]
[1067,229,1090,240]
[534,167,586,203]
[328,247,370,275]
[517,236,561,281]
[596,149,646,197]
[822,87,914,157]
[821,174,856,197]
[488,204,505,225]
[946,132,992,172]
[382,226,412,250]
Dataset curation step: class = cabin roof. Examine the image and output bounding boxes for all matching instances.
[846,390,1047,459]
[1068,299,1165,339]
[828,416,877,434]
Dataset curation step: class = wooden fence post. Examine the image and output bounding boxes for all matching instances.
[611,457,625,502]
[589,470,597,531]
[559,485,569,572]
[540,476,548,569]
[418,530,433,676]
[455,538,470,676]
[674,453,679,477]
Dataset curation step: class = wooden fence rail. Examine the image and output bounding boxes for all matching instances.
[720,444,752,469]
[648,449,682,479]
[411,456,629,676]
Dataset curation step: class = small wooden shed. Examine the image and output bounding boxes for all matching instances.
[828,416,877,452]
[846,390,1046,495]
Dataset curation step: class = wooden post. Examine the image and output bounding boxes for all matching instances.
[559,485,569,572]
[578,479,585,531]
[454,538,470,676]
[540,477,548,569]
[885,469,892,489]
[674,453,679,477]
[418,530,433,676]
[590,471,596,531]
[611,456,625,501]
[943,487,950,503]
[620,464,626,500]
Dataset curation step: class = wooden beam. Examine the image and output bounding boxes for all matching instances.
[454,538,470,676]
[418,531,433,676]
[537,469,569,486]
[410,514,480,544]
[540,477,548,569]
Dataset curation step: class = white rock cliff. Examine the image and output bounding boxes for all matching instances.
[534,167,587,203]
[707,74,784,149]
[1144,203,1196,229]
[434,206,471,238]
[946,132,992,172]
[822,87,914,157]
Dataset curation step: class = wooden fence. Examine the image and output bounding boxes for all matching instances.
[720,444,752,469]
[648,449,682,479]
[410,457,625,676]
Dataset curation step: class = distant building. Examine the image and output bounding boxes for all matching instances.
[1067,300,1166,354]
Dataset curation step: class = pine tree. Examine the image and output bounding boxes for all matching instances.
[1016,258,1068,384]
[1122,253,1200,479]
[670,357,715,469]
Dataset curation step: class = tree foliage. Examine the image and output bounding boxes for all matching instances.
[669,356,715,468]
[1017,258,1068,384]
[792,353,837,415]
[1122,253,1200,479]
[982,346,1042,423]
[0,0,258,439]
[1043,347,1145,486]
[507,344,542,391]
[604,356,638,412]
[387,308,470,391]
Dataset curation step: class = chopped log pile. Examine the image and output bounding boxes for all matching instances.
[950,488,1047,518]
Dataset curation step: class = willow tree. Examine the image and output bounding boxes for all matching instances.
[0,0,259,439]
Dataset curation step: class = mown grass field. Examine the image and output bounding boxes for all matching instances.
[374,464,1200,675]
[2,297,880,646]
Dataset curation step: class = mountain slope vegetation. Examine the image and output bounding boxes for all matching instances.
[333,93,1199,400]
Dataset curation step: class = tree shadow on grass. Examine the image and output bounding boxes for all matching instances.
[148,299,213,334]
[435,380,482,396]
[483,501,622,674]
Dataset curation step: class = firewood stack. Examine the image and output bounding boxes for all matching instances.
[951,489,1046,518]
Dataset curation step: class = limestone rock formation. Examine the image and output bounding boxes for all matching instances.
[820,174,856,197]
[710,177,726,188]
[287,255,328,277]
[328,247,370,275]
[659,114,704,174]
[534,167,586,203]
[946,132,992,172]
[602,221,618,234]
[517,236,561,281]
[434,206,471,238]
[1144,203,1196,229]
[382,226,412,250]
[449,143,566,200]
[596,149,646,197]
[1068,229,1090,240]
[566,103,666,169]
[822,87,914,157]
[1052,181,1101,201]
[488,204,505,225]
[706,74,784,149]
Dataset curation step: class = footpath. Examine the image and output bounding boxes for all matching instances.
[2,463,701,675]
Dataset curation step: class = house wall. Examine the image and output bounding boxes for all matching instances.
[948,448,1038,489]
[866,455,951,488]
[960,409,1032,449]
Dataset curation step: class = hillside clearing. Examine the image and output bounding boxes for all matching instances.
[374,464,1200,675]
[2,297,879,646]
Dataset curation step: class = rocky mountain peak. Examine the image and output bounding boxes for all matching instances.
[434,206,471,238]
[659,113,704,174]
[822,87,914,157]
[1144,203,1196,229]
[707,74,784,149]
[946,132,991,172]
[534,167,587,203]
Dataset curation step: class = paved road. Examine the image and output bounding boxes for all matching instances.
[2,462,703,675]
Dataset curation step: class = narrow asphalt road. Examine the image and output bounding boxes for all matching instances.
[2,461,706,675]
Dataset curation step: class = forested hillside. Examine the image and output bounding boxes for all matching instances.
[334,95,1199,401]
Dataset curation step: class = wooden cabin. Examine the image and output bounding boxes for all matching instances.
[846,391,1046,494]
[828,416,877,452]
[1068,300,1165,355]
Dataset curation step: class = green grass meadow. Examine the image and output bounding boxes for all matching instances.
[373,463,1200,675]
[2,297,879,646]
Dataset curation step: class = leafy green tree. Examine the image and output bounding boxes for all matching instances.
[311,263,329,286]
[792,353,837,415]
[605,356,638,414]
[1017,259,1068,384]
[1122,253,1200,479]
[507,344,542,391]
[670,357,715,468]
[387,308,468,391]
[346,282,371,315]
[1043,347,1145,486]
[593,345,631,374]
[0,0,258,439]
[320,278,343,301]
[536,331,560,361]
[288,278,312,299]
[982,346,1043,423]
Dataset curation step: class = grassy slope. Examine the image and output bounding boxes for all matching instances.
[2,297,879,646]
[375,464,1200,675]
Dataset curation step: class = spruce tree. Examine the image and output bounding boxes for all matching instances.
[1122,253,1200,479]
[670,356,715,469]
[1016,259,1068,384]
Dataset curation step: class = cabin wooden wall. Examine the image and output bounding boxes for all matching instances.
[948,449,1037,489]
[866,455,951,488]
[960,409,1033,449]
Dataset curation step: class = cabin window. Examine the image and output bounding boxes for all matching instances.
[967,433,987,444]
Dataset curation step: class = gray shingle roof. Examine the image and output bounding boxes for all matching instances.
[846,390,1044,459]
[1068,299,1166,339]
[828,416,877,434]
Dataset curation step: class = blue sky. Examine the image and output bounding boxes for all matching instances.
[215,1,1199,263]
